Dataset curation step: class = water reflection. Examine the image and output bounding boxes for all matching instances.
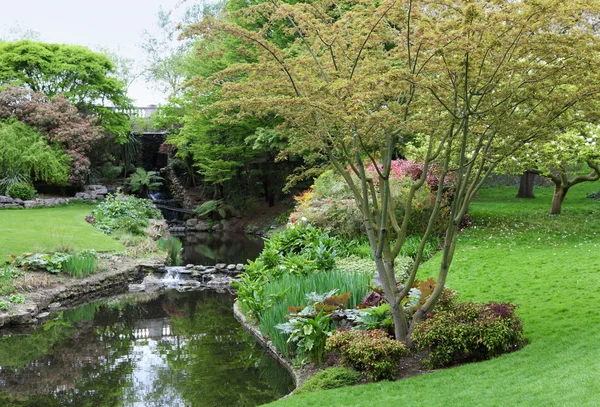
[180,233,265,265]
[0,291,293,407]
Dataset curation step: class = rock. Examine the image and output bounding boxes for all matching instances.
[204,268,216,274]
[178,268,193,274]
[178,280,201,288]
[194,220,211,232]
[128,284,146,293]
[211,222,224,232]
[236,264,245,271]
[186,218,198,228]
[193,265,206,271]
[35,312,51,319]
[206,275,233,288]
[185,264,194,269]
[0,196,13,203]
[142,274,163,291]
[227,264,236,271]
[215,263,226,271]
[23,200,37,208]
[47,302,61,309]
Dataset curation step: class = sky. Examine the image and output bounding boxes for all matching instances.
[0,0,193,106]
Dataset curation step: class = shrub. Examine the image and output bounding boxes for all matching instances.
[91,193,161,235]
[326,330,409,380]
[7,182,36,200]
[412,301,525,368]
[295,367,360,394]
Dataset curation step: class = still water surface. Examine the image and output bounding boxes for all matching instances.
[0,290,293,407]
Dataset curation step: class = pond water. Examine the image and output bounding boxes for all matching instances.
[180,233,265,265]
[0,290,294,407]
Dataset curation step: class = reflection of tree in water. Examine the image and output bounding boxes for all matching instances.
[150,290,293,407]
[182,233,265,265]
[0,300,142,406]
[0,291,292,407]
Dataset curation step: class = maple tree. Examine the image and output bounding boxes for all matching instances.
[186,0,600,342]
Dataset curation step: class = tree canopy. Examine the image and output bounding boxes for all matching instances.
[186,0,600,341]
[0,41,132,139]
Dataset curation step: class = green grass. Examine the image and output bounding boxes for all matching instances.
[270,181,600,406]
[0,204,124,261]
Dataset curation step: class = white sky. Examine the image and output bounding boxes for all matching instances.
[0,0,193,106]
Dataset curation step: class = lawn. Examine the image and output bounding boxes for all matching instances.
[270,182,600,406]
[0,204,124,261]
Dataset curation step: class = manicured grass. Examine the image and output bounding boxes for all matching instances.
[0,204,124,261]
[270,182,600,406]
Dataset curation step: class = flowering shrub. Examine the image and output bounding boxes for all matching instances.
[412,301,525,368]
[326,330,409,380]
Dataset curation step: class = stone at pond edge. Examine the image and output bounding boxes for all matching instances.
[215,263,226,270]
[47,302,61,309]
[129,284,146,293]
[35,312,51,319]
[236,264,244,271]
[193,265,206,271]
[227,264,236,271]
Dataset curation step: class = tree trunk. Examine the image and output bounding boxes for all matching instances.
[516,171,536,198]
[550,185,568,215]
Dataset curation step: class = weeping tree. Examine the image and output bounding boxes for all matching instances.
[186,0,600,342]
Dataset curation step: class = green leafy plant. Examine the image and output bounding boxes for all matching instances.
[9,252,70,273]
[0,265,20,296]
[412,302,525,369]
[7,182,36,200]
[126,167,163,198]
[326,330,409,380]
[295,367,360,394]
[91,193,161,236]
[0,300,10,311]
[195,199,235,219]
[276,309,333,365]
[356,303,394,334]
[8,294,25,304]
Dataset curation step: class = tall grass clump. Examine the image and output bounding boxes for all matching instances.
[259,270,371,358]
[158,236,183,265]
[62,251,98,278]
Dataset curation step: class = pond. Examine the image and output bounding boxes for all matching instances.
[180,233,265,266]
[0,290,294,407]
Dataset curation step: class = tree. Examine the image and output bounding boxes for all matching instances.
[508,129,600,215]
[0,41,131,139]
[187,0,600,342]
[140,4,217,97]
[0,86,106,184]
